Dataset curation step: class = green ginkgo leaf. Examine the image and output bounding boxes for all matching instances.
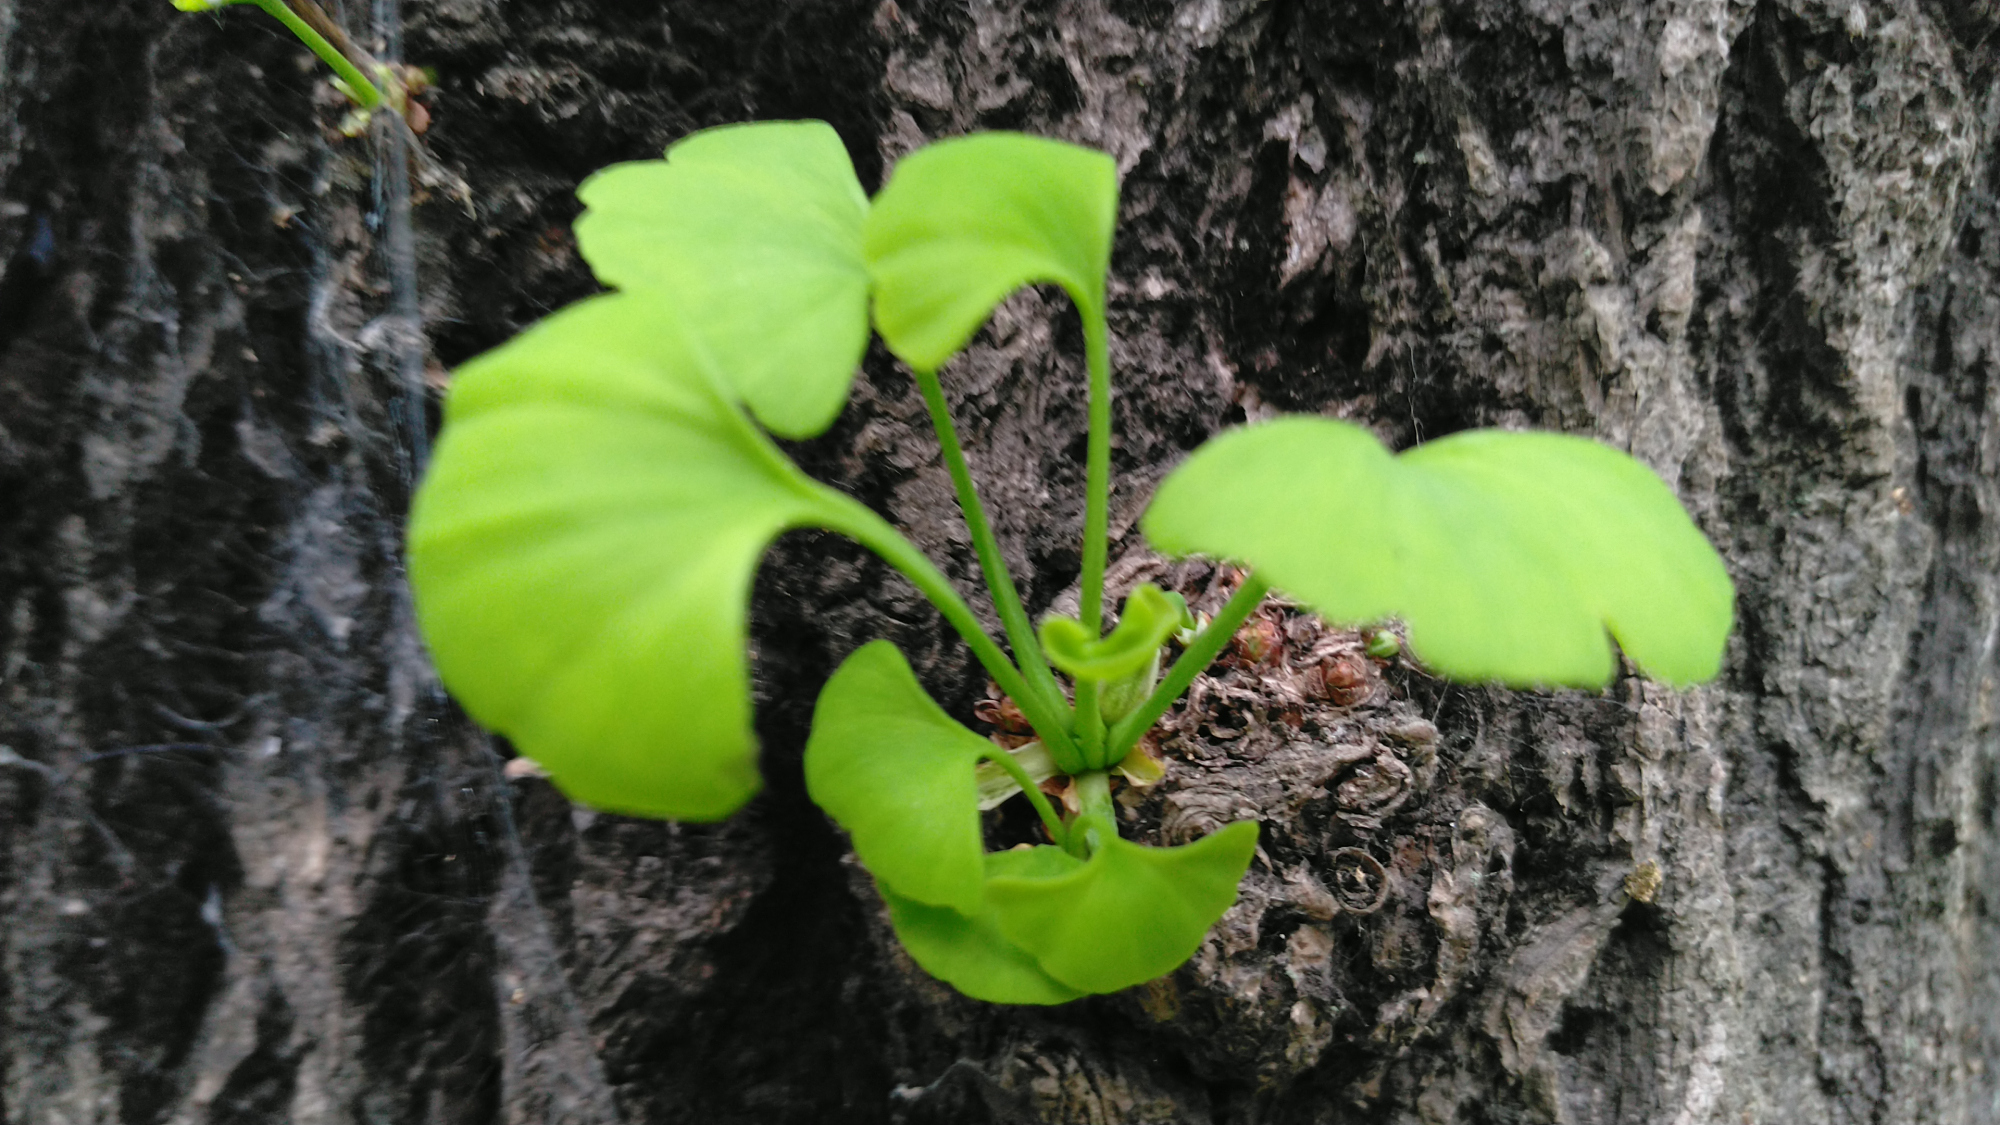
[574,121,871,438]
[880,846,1087,1006]
[1142,418,1734,687]
[863,132,1118,372]
[985,822,1259,993]
[407,295,857,820]
[1040,583,1191,683]
[805,640,992,914]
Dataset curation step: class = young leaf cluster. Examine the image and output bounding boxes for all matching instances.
[404,121,1735,1004]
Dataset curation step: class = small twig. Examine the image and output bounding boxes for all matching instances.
[181,0,474,213]
[241,0,387,110]
[281,0,386,97]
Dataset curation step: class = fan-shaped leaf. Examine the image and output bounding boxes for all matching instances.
[805,640,992,914]
[880,847,1087,1006]
[864,132,1117,372]
[1141,418,1733,687]
[407,295,855,820]
[985,822,1259,993]
[575,121,870,438]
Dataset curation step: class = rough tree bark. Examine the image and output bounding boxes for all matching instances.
[2,0,1997,1122]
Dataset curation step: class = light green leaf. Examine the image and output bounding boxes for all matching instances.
[864,132,1118,372]
[1141,418,1734,688]
[574,121,870,438]
[805,640,992,913]
[985,822,1259,994]
[1040,583,1191,683]
[880,846,1087,1006]
[407,295,854,820]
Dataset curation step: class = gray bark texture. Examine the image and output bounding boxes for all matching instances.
[2,0,1997,1121]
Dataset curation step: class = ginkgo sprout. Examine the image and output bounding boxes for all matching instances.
[403,122,1734,1004]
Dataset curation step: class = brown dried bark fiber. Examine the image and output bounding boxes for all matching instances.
[2,0,1998,1122]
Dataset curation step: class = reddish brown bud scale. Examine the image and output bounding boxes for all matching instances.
[1317,651,1374,706]
[1232,616,1283,665]
[973,692,1033,735]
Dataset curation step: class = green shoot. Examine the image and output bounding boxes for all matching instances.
[401,121,1736,1005]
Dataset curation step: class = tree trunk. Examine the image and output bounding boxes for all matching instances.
[3,0,1996,1122]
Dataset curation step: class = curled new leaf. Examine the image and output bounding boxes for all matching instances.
[804,640,992,914]
[1142,418,1734,687]
[575,121,871,438]
[1039,584,1191,683]
[985,822,1259,993]
[864,132,1118,372]
[407,295,857,820]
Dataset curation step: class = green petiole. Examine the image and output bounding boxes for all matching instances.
[1067,769,1115,858]
[911,368,1075,756]
[821,496,1083,768]
[979,747,1068,846]
[1054,304,1117,773]
[1072,680,1106,766]
[1076,310,1115,637]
